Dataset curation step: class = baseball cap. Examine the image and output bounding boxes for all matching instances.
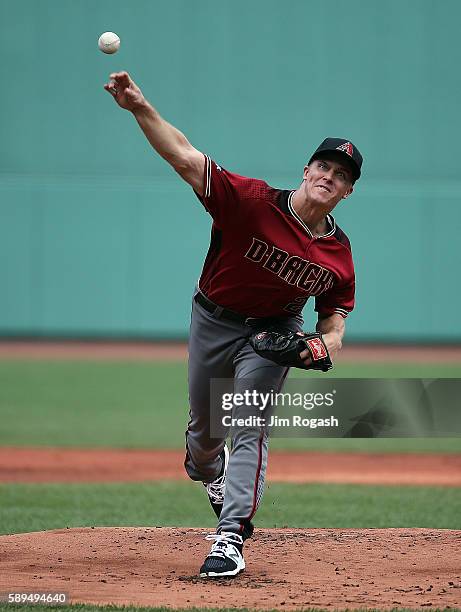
[308,137,363,181]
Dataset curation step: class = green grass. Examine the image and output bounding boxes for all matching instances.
[0,481,459,536]
[0,361,460,452]
[0,362,188,448]
[268,437,461,452]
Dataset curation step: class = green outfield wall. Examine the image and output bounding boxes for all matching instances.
[1,0,460,340]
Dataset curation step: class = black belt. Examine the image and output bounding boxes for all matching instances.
[194,291,286,327]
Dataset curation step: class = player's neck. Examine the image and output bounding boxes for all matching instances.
[291,189,329,237]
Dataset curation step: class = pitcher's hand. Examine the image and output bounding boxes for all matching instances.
[104,71,146,112]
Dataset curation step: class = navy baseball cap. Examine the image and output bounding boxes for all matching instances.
[309,137,363,181]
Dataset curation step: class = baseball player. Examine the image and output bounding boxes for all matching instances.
[104,71,362,578]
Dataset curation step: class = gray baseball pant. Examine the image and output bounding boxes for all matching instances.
[184,290,301,539]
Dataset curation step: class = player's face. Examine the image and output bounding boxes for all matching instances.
[302,157,354,209]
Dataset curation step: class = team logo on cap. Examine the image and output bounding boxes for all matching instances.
[336,142,354,157]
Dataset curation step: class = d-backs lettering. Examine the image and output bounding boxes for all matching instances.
[245,238,334,296]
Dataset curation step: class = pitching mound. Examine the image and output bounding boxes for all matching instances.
[1,527,460,609]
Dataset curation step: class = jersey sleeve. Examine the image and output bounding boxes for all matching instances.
[193,155,238,226]
[314,272,355,319]
[194,154,269,227]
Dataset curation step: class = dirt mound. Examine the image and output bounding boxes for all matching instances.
[1,527,459,609]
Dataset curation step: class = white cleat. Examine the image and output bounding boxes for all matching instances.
[199,532,245,578]
[203,445,229,518]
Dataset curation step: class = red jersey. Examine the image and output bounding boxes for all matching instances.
[195,155,355,319]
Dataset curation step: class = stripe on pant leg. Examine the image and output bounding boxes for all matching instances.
[240,431,264,534]
[239,369,288,534]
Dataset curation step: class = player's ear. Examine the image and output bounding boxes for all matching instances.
[302,165,310,181]
[343,184,354,199]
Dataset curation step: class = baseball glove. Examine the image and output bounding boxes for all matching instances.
[249,329,333,372]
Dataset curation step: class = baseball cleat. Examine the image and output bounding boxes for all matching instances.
[199,532,245,578]
[203,445,229,518]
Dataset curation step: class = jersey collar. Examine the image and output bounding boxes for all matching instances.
[287,191,336,238]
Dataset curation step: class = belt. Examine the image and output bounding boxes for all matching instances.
[194,291,266,326]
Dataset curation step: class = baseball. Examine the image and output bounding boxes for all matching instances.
[98,31,120,54]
